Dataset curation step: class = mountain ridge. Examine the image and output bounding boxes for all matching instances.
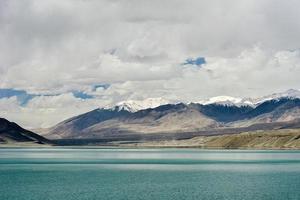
[42,97,300,140]
[0,118,50,144]
[108,89,300,112]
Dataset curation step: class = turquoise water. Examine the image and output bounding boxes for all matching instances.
[0,148,300,200]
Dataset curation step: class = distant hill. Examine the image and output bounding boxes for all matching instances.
[129,129,300,149]
[0,118,50,144]
[42,98,300,141]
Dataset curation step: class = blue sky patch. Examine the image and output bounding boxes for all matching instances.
[72,91,94,99]
[93,84,110,91]
[0,84,111,104]
[183,57,206,66]
[0,89,36,105]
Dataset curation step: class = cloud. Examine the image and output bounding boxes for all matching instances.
[0,93,112,128]
[0,52,182,94]
[1,47,300,128]
[1,0,300,127]
[89,46,300,102]
[2,0,300,93]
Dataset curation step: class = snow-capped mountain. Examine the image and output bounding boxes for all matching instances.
[197,96,254,107]
[108,89,300,112]
[198,89,300,107]
[252,89,300,104]
[114,97,171,112]
[45,96,300,140]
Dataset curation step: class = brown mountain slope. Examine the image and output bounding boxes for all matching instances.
[129,129,300,149]
[41,98,300,140]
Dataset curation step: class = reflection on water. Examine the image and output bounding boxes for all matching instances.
[0,148,300,200]
[1,148,300,165]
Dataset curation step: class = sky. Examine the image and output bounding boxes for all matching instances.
[1,0,300,128]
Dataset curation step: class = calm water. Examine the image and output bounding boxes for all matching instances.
[0,148,300,200]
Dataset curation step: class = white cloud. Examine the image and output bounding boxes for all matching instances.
[1,1,300,127]
[1,47,300,128]
[91,47,300,102]
[0,93,111,128]
[2,0,300,93]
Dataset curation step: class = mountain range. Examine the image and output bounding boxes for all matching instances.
[0,118,50,145]
[113,89,300,110]
[40,89,300,143]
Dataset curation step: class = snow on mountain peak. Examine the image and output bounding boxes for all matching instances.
[197,96,254,107]
[115,97,171,112]
[204,96,242,104]
[198,89,300,107]
[253,89,300,104]
[107,89,300,112]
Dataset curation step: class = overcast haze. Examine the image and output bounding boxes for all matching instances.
[1,0,300,128]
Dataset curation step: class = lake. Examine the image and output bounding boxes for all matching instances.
[0,148,300,200]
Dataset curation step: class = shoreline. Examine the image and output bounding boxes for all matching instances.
[1,128,300,150]
[1,144,300,150]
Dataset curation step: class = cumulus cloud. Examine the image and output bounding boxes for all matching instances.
[93,47,300,102]
[1,0,300,127]
[0,93,113,128]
